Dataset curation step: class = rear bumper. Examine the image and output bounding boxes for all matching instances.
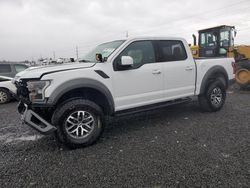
[19,102,57,135]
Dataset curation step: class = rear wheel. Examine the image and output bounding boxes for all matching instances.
[236,60,250,89]
[235,68,250,89]
[0,88,11,104]
[198,80,226,112]
[52,99,104,148]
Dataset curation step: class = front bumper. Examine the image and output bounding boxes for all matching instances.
[18,102,57,135]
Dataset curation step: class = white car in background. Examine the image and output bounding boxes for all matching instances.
[0,76,16,104]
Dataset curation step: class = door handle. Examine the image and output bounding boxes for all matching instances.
[152,70,161,74]
[185,66,193,71]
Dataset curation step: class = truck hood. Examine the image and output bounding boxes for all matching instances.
[15,62,96,80]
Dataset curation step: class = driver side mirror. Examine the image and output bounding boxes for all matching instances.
[121,56,133,66]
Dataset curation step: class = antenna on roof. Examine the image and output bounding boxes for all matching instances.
[76,45,79,61]
[126,31,129,38]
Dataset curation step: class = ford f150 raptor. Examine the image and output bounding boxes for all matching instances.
[14,37,235,148]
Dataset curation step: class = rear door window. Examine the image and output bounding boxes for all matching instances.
[155,40,187,62]
[0,64,12,73]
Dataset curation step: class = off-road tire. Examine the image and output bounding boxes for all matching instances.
[198,80,226,112]
[52,99,104,149]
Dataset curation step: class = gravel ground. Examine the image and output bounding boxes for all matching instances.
[0,88,250,188]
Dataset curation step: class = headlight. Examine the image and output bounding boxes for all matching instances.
[27,80,50,103]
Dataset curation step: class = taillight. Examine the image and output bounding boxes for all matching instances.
[232,62,237,74]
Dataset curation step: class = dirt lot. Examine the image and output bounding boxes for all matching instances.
[0,89,250,188]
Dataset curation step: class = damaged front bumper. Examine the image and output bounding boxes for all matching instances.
[18,102,57,135]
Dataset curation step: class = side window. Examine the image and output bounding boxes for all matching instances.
[114,41,155,70]
[231,29,235,46]
[156,40,187,62]
[199,32,217,47]
[220,30,230,47]
[200,33,206,47]
[14,64,27,73]
[0,64,11,73]
[207,33,217,47]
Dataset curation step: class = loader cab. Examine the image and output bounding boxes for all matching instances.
[198,25,235,57]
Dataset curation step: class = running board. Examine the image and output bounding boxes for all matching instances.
[115,98,192,117]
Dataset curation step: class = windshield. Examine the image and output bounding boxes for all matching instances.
[82,40,125,62]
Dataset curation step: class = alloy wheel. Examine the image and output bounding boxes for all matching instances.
[65,111,95,139]
[210,87,223,107]
[0,91,8,104]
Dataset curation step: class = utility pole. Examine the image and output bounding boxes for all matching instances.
[76,45,79,61]
[53,51,56,60]
[31,57,34,66]
[126,31,129,38]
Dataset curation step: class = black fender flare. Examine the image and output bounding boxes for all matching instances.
[47,78,115,114]
[199,65,229,95]
[0,87,12,95]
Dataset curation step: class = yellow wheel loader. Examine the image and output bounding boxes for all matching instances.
[191,25,250,89]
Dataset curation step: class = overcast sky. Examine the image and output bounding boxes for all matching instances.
[0,0,250,61]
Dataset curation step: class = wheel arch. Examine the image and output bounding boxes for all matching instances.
[199,65,229,95]
[0,87,10,91]
[48,78,115,115]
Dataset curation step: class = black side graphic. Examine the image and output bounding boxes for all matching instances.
[94,70,110,79]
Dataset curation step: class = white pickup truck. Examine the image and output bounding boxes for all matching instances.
[14,37,235,148]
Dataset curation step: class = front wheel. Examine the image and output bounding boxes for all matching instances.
[198,80,226,112]
[52,99,104,148]
[0,88,11,104]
